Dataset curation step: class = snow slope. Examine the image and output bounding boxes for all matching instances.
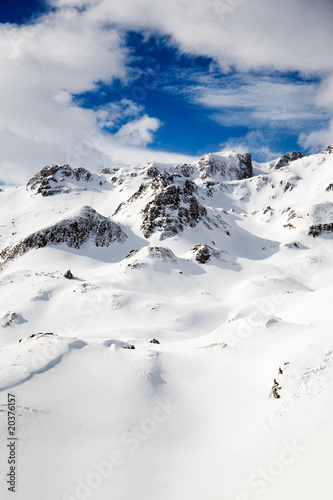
[0,148,333,500]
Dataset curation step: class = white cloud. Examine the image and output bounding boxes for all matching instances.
[0,0,332,183]
[114,115,161,147]
[220,130,284,162]
[77,0,333,150]
[184,74,329,129]
[96,99,145,129]
[0,3,197,185]
[63,0,333,74]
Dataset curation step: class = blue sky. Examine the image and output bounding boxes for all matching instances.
[0,0,332,183]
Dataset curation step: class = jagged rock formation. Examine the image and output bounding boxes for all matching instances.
[115,172,229,240]
[197,152,252,181]
[26,165,98,196]
[0,206,126,266]
[141,176,208,239]
[270,151,304,170]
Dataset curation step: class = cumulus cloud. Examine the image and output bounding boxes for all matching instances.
[0,0,332,183]
[63,0,333,74]
[0,4,188,184]
[114,115,161,147]
[79,0,333,150]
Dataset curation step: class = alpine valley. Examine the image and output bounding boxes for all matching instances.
[1,147,333,500]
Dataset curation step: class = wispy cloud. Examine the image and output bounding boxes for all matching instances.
[183,74,329,129]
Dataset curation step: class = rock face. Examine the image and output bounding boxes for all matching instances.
[0,206,126,266]
[141,175,209,239]
[270,151,304,170]
[197,152,253,181]
[115,172,229,240]
[26,165,96,196]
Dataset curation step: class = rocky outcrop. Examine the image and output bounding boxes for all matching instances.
[0,206,126,266]
[320,145,333,155]
[141,179,207,239]
[308,202,333,237]
[190,244,228,264]
[197,152,253,181]
[309,223,333,237]
[26,165,98,196]
[270,151,304,170]
[115,172,228,240]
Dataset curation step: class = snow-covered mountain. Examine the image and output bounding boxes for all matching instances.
[1,147,333,500]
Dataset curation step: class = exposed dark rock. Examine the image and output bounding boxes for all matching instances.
[198,152,253,181]
[285,242,300,249]
[0,206,126,267]
[145,165,160,178]
[326,183,333,191]
[270,151,304,170]
[64,270,73,279]
[279,175,301,192]
[150,338,160,344]
[321,145,333,155]
[125,249,140,259]
[26,165,95,196]
[115,170,228,240]
[99,167,113,175]
[309,223,333,237]
[190,244,228,264]
[176,164,195,178]
[272,379,281,399]
[142,182,207,239]
[28,332,54,340]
